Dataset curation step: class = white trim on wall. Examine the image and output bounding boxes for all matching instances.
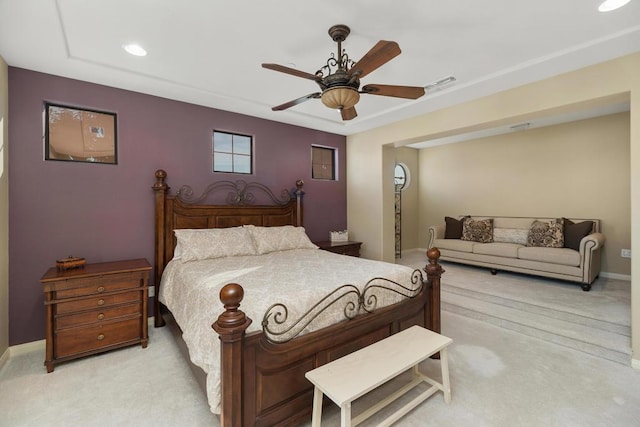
[10,339,45,357]
[601,272,632,281]
[0,346,8,371]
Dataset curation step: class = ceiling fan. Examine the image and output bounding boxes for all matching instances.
[262,24,425,121]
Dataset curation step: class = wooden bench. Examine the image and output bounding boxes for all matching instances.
[305,325,453,426]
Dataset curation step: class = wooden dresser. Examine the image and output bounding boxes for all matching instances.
[40,258,151,372]
[314,240,362,257]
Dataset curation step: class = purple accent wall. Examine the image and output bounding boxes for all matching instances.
[8,68,346,345]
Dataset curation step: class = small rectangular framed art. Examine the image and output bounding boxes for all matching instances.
[44,102,118,164]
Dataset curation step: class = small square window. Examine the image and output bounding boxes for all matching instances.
[213,131,253,174]
[312,146,336,180]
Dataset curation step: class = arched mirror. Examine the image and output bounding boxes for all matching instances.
[394,163,408,191]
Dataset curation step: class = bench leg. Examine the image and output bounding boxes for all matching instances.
[440,348,451,404]
[311,386,323,427]
[340,402,352,427]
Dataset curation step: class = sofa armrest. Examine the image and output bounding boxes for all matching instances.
[580,232,605,252]
[580,232,606,285]
[428,225,444,248]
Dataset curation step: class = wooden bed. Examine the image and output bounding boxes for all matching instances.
[152,169,443,427]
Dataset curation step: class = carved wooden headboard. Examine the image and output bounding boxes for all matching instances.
[152,169,304,326]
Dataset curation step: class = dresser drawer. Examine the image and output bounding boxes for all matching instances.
[54,273,143,299]
[55,318,142,358]
[55,302,141,330]
[55,291,141,315]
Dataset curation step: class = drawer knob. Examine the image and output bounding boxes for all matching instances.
[97,299,105,306]
[97,313,105,320]
[97,286,105,293]
[97,334,105,341]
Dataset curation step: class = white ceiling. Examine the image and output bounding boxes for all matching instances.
[0,0,639,141]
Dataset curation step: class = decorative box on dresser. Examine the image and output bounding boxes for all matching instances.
[314,240,362,257]
[40,258,151,373]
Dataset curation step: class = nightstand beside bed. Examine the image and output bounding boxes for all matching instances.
[40,258,151,372]
[314,240,362,257]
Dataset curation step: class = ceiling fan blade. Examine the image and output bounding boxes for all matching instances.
[340,106,357,121]
[262,63,321,81]
[361,84,425,99]
[348,41,401,79]
[272,93,321,111]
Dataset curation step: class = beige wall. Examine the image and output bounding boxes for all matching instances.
[347,52,640,363]
[419,112,630,275]
[0,54,9,363]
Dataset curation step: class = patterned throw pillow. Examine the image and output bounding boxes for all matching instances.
[527,219,564,248]
[461,218,494,243]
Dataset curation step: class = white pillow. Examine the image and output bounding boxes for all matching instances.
[173,227,257,262]
[493,228,529,245]
[244,225,318,254]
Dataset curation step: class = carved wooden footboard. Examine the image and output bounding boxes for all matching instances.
[152,170,442,426]
[212,249,441,427]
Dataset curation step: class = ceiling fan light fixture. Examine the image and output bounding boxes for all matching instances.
[321,86,360,110]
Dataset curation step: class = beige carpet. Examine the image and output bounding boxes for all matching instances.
[401,251,632,365]
[2,253,640,426]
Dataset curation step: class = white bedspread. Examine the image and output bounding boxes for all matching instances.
[159,248,422,414]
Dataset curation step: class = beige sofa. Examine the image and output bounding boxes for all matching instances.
[428,216,605,291]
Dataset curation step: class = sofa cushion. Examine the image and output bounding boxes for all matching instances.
[432,238,475,253]
[444,216,469,239]
[518,246,581,266]
[563,218,594,251]
[527,219,564,248]
[493,228,529,245]
[473,242,522,258]
[461,218,494,243]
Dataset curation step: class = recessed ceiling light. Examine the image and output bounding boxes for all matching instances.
[123,43,147,57]
[598,0,631,12]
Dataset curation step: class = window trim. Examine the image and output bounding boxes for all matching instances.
[212,130,253,175]
[311,145,338,181]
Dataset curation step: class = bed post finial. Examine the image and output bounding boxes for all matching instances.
[215,283,252,329]
[212,283,252,427]
[154,169,167,188]
[425,247,442,334]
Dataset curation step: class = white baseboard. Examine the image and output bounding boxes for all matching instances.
[0,340,45,372]
[1,318,157,368]
[10,339,45,357]
[600,272,632,281]
[0,346,9,371]
[3,317,156,364]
